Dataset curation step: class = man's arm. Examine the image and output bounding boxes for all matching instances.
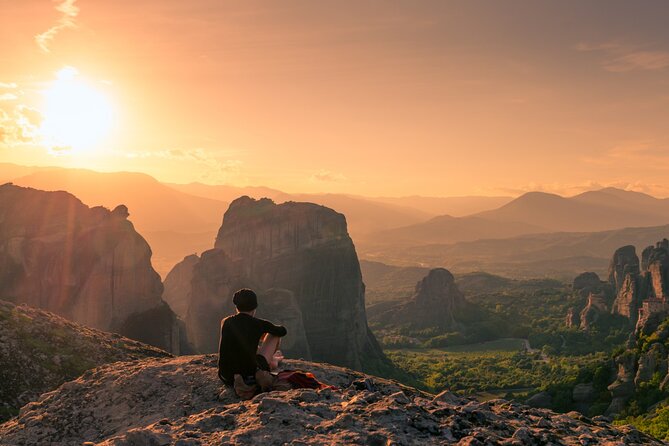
[218,320,226,369]
[260,318,287,337]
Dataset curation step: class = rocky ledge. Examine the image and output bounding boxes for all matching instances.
[0,300,170,422]
[1,355,663,445]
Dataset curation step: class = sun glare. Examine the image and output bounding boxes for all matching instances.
[40,67,114,154]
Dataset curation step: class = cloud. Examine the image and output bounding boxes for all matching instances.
[310,169,348,183]
[0,93,18,102]
[35,0,79,53]
[0,104,43,146]
[576,42,669,72]
[125,148,242,181]
[0,80,42,147]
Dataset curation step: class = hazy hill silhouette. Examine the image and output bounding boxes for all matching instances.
[169,182,434,238]
[360,224,669,280]
[368,188,669,247]
[370,195,513,216]
[475,190,669,232]
[0,164,227,275]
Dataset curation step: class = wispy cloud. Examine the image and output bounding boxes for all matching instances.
[310,169,348,183]
[576,42,669,72]
[35,0,80,53]
[0,104,43,147]
[125,148,242,181]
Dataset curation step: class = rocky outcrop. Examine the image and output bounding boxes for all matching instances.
[167,197,387,373]
[1,354,662,445]
[579,293,609,330]
[605,240,669,331]
[377,268,468,330]
[612,273,643,322]
[162,254,199,319]
[565,307,578,328]
[0,184,182,353]
[565,272,613,330]
[0,300,170,421]
[609,246,641,294]
[573,272,607,298]
[607,351,637,415]
[634,343,667,386]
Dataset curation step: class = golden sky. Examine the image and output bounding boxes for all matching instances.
[1,0,669,197]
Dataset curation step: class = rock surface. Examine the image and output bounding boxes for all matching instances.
[0,300,170,421]
[579,293,609,331]
[162,254,200,318]
[373,268,468,330]
[167,196,387,373]
[1,354,663,446]
[0,184,182,352]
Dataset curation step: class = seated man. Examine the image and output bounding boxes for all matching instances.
[218,288,287,388]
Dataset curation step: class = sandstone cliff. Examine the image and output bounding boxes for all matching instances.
[165,196,387,374]
[1,354,662,445]
[0,300,170,421]
[372,268,468,331]
[0,184,182,352]
[607,240,669,329]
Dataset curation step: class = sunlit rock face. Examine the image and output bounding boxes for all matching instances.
[0,184,181,353]
[162,253,200,318]
[609,246,643,323]
[166,196,387,373]
[607,240,669,329]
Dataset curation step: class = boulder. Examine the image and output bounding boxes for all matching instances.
[526,391,552,408]
[572,383,595,403]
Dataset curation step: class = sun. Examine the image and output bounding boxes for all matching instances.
[40,67,114,153]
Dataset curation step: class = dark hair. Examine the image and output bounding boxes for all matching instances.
[232,288,257,311]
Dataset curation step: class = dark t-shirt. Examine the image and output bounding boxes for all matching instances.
[218,312,287,384]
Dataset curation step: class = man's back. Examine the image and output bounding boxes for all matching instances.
[218,312,287,385]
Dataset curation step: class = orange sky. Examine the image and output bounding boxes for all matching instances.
[1,1,669,197]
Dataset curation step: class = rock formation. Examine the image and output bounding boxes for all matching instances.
[1,354,662,445]
[606,240,669,329]
[0,184,183,353]
[162,254,200,318]
[564,272,614,330]
[165,196,387,373]
[573,272,607,298]
[0,299,170,421]
[565,307,578,328]
[607,351,637,415]
[579,293,609,331]
[375,268,468,330]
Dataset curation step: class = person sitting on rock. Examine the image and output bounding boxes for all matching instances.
[218,288,287,390]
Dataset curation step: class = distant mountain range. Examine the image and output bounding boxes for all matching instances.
[360,224,669,280]
[3,162,669,279]
[364,188,669,247]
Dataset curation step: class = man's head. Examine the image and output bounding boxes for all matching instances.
[233,288,258,313]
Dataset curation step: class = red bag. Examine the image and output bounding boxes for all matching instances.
[275,370,333,390]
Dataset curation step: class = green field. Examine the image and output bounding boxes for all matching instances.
[386,342,608,405]
[437,337,526,353]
